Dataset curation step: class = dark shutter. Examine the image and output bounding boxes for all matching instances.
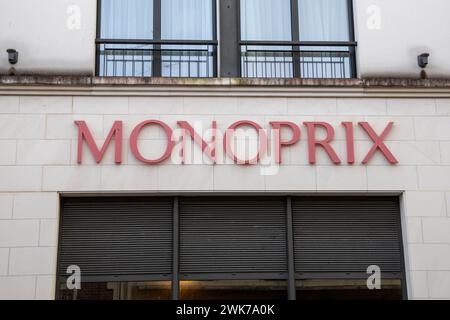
[292,197,402,278]
[58,197,172,277]
[179,197,287,276]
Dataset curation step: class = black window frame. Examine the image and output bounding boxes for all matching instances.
[236,0,357,78]
[95,0,218,77]
[95,0,357,79]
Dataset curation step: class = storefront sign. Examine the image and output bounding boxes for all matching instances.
[74,120,398,165]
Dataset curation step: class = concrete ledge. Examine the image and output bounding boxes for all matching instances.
[2,76,450,98]
[1,75,450,89]
[0,76,93,86]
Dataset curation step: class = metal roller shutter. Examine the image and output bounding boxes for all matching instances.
[292,197,402,278]
[179,197,287,275]
[58,197,173,277]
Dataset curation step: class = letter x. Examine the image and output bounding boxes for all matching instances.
[359,122,398,164]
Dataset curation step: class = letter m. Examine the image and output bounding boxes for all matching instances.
[75,121,123,164]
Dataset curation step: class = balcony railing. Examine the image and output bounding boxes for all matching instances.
[96,39,218,77]
[240,41,357,79]
[95,40,357,79]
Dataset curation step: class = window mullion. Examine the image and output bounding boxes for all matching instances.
[153,0,162,77]
[291,0,301,78]
[219,0,241,77]
[95,0,102,76]
[347,0,357,77]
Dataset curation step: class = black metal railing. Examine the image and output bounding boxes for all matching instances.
[95,39,357,79]
[96,39,218,77]
[240,41,357,79]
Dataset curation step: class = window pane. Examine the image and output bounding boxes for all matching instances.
[298,0,350,41]
[101,0,154,39]
[161,45,214,77]
[180,280,287,300]
[162,0,213,40]
[240,0,292,41]
[59,281,171,300]
[296,279,403,300]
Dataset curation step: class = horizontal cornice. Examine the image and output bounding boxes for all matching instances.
[1,76,450,98]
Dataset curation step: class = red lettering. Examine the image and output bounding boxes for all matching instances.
[224,120,267,165]
[73,119,399,166]
[177,121,217,164]
[342,122,355,164]
[130,120,174,164]
[269,121,301,164]
[304,122,341,164]
[75,120,122,164]
[359,122,398,164]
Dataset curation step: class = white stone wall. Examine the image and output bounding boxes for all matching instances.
[0,192,58,300]
[355,0,450,78]
[1,94,450,299]
[0,0,96,75]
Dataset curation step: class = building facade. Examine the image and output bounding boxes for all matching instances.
[1,0,450,300]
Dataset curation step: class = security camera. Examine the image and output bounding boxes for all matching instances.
[418,53,429,68]
[7,49,18,65]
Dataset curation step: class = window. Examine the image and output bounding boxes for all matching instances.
[296,279,403,300]
[59,281,172,300]
[240,0,356,78]
[240,0,292,41]
[239,0,294,77]
[297,0,354,78]
[179,280,288,300]
[97,0,217,77]
[298,0,351,42]
[97,0,356,79]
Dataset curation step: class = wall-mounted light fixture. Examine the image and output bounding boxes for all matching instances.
[7,49,19,65]
[418,53,430,68]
